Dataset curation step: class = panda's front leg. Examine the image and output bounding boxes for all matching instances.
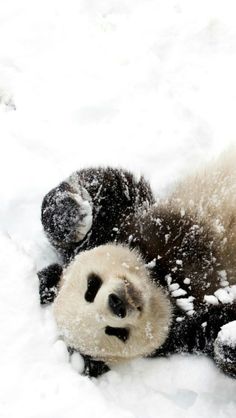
[214,321,236,378]
[41,167,154,259]
[38,263,63,304]
[41,178,93,254]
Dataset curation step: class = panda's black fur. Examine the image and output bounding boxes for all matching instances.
[38,159,236,378]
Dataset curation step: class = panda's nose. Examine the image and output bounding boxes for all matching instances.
[108,293,126,318]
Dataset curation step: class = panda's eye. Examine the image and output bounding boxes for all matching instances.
[105,326,129,343]
[85,273,102,302]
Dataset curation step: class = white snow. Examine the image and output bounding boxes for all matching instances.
[72,191,93,241]
[169,283,180,291]
[176,296,195,313]
[204,295,219,305]
[218,270,229,287]
[70,351,85,374]
[1,1,236,418]
[204,285,236,305]
[214,288,234,304]
[165,274,172,286]
[172,288,187,298]
[216,321,236,348]
[145,258,156,269]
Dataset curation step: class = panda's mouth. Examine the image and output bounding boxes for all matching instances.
[105,326,130,342]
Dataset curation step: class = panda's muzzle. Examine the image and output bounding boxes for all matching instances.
[108,281,143,318]
[108,293,127,318]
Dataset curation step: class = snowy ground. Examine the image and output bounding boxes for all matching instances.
[1,1,236,417]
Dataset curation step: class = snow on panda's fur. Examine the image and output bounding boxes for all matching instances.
[54,245,171,363]
[38,151,236,377]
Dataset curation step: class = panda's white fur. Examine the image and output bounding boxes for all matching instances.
[53,244,172,364]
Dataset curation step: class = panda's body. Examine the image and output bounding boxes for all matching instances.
[38,151,236,377]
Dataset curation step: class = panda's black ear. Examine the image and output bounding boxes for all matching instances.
[37,263,63,305]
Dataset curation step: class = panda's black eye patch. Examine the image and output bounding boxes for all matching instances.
[85,273,102,303]
[105,326,129,343]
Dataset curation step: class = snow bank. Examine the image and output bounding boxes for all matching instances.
[0,1,236,417]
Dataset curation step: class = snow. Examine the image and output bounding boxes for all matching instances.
[169,283,180,291]
[204,285,236,305]
[176,296,195,313]
[214,288,234,304]
[204,295,219,306]
[172,288,187,298]
[0,0,236,417]
[71,189,93,240]
[217,321,236,348]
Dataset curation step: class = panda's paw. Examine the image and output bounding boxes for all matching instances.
[83,355,110,378]
[42,183,93,245]
[38,263,63,304]
[214,321,236,378]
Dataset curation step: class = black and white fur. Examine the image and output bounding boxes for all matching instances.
[38,154,236,378]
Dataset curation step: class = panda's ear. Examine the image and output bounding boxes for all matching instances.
[37,263,63,305]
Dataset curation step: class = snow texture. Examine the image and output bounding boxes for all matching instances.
[69,187,93,241]
[204,285,236,305]
[1,1,236,417]
[217,321,236,348]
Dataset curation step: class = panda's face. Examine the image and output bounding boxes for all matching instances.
[53,244,172,364]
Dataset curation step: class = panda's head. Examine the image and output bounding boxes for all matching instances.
[53,244,172,365]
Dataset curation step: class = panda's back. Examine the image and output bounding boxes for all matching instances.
[129,150,236,307]
[170,148,236,284]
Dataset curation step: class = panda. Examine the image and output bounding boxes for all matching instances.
[38,151,236,378]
